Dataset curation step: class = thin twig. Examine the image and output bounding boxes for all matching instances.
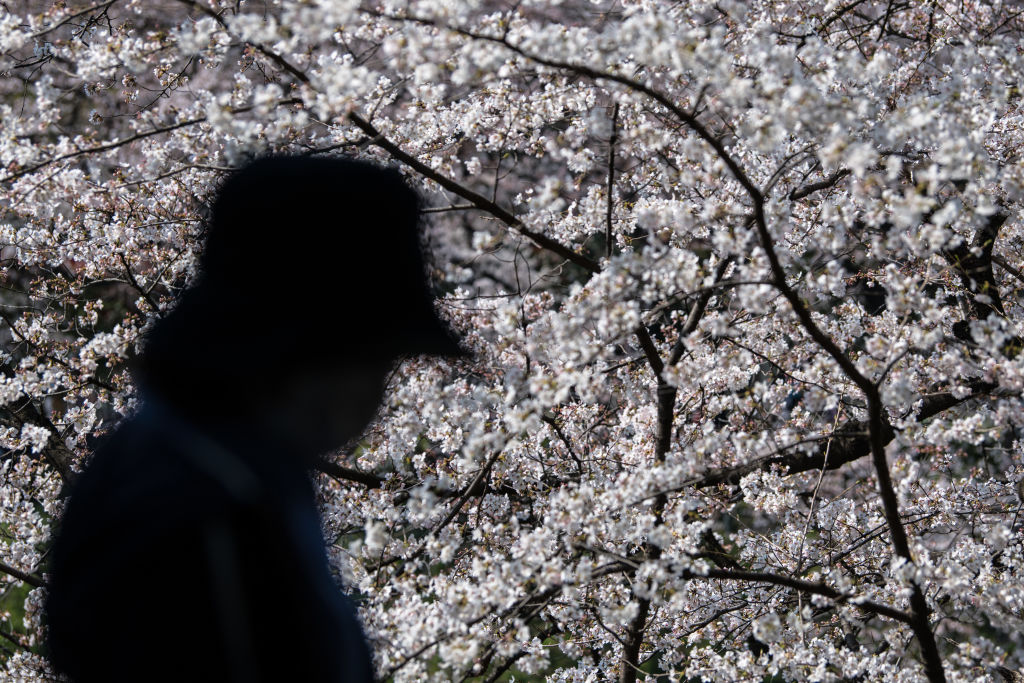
[605,103,619,259]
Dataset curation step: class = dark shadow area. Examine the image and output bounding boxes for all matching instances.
[45,156,464,683]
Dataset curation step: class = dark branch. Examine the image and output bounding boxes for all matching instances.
[347,112,600,274]
[682,566,913,625]
[314,459,382,488]
[789,169,851,200]
[605,103,619,259]
[693,380,996,489]
[0,560,45,588]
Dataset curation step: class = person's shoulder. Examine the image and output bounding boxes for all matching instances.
[72,408,181,487]
[63,406,238,534]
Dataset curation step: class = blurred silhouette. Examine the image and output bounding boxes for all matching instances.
[46,156,464,683]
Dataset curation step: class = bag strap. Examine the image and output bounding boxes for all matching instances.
[139,401,264,505]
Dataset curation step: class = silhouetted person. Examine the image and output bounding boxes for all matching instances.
[45,156,464,683]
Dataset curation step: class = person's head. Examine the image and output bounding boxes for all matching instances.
[134,155,463,441]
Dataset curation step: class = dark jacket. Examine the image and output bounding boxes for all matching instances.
[46,400,375,683]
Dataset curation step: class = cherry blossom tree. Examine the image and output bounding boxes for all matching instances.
[2,1,1024,680]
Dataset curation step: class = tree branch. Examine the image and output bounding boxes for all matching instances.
[314,459,382,489]
[944,212,1010,325]
[0,560,45,588]
[346,112,600,273]
[681,566,913,625]
[788,168,851,200]
[692,379,996,489]
[606,103,619,259]
[0,100,299,185]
